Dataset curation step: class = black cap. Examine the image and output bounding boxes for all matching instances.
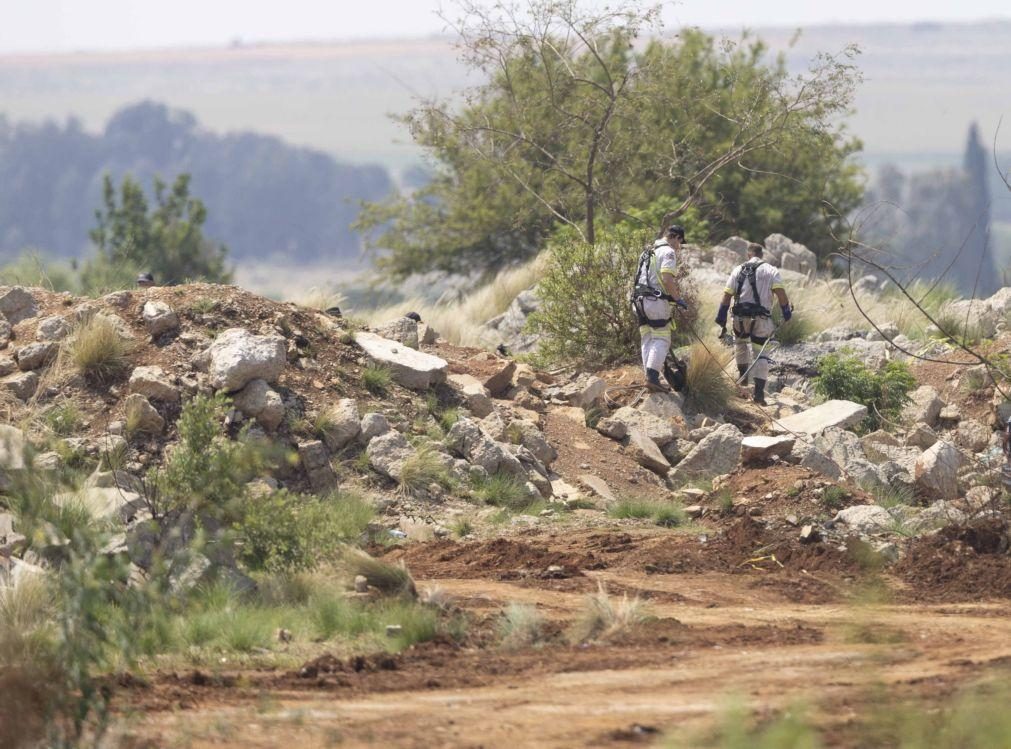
[136,272,154,283]
[666,225,685,240]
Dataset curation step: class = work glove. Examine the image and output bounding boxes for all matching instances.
[780,303,793,322]
[674,297,689,310]
[715,303,730,326]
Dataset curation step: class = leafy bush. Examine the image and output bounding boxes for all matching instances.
[151,393,267,519]
[67,314,134,382]
[812,351,917,430]
[528,226,700,366]
[238,490,375,573]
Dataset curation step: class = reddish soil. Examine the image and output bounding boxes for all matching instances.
[896,518,1011,602]
[542,406,673,503]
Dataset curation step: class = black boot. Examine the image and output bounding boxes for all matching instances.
[737,363,749,383]
[753,378,767,406]
[645,367,670,392]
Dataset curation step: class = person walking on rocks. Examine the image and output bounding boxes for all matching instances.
[632,225,688,392]
[715,243,792,405]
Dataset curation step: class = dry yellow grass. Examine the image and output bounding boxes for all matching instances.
[66,314,134,382]
[362,254,546,346]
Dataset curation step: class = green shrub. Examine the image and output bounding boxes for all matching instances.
[39,402,84,437]
[609,498,687,527]
[362,363,392,395]
[310,594,377,641]
[152,393,268,520]
[528,226,700,366]
[821,486,849,510]
[812,351,916,430]
[472,472,530,510]
[239,490,375,573]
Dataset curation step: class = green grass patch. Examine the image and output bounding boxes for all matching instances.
[472,472,531,511]
[609,497,687,527]
[361,363,393,395]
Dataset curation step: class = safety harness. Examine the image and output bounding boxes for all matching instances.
[631,244,676,329]
[732,259,770,318]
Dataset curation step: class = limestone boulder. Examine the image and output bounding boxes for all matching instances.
[359,412,392,444]
[772,400,868,435]
[366,431,415,482]
[35,315,71,342]
[626,429,671,475]
[0,286,38,324]
[354,331,447,390]
[16,341,57,371]
[914,440,961,501]
[124,394,165,435]
[232,379,285,431]
[610,406,678,447]
[298,440,337,492]
[129,365,181,403]
[668,424,743,487]
[741,435,795,463]
[833,505,893,534]
[317,398,361,451]
[201,328,286,392]
[374,317,420,349]
[554,373,606,408]
[448,373,494,418]
[903,385,944,427]
[955,419,991,453]
[142,301,180,337]
[2,371,38,401]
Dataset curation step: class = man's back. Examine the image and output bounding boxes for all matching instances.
[725,259,783,311]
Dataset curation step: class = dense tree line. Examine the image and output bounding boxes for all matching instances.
[0,101,392,263]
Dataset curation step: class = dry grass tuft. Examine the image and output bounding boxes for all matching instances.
[342,547,417,599]
[66,314,134,382]
[685,342,735,413]
[570,583,646,643]
[497,602,547,649]
[363,254,545,346]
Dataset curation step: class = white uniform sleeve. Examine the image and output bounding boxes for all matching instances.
[658,248,678,280]
[724,268,738,296]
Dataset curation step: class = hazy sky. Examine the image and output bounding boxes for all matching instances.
[1,0,1010,54]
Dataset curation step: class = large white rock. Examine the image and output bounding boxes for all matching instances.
[741,435,795,462]
[124,393,165,435]
[203,328,287,392]
[669,424,743,486]
[772,400,868,435]
[53,487,142,523]
[232,379,285,431]
[902,386,944,427]
[626,429,671,475]
[318,398,361,451]
[833,504,893,534]
[354,331,447,390]
[0,286,38,324]
[366,430,416,481]
[448,373,494,418]
[142,301,180,337]
[129,365,181,403]
[610,406,680,446]
[914,440,961,501]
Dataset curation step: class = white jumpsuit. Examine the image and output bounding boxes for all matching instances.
[723,259,785,381]
[635,239,678,373]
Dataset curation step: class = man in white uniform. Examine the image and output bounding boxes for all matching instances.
[715,243,792,405]
[632,225,688,391]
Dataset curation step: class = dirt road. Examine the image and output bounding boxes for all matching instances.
[118,561,1011,748]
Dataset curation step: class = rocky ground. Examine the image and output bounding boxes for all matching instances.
[1,233,1011,746]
